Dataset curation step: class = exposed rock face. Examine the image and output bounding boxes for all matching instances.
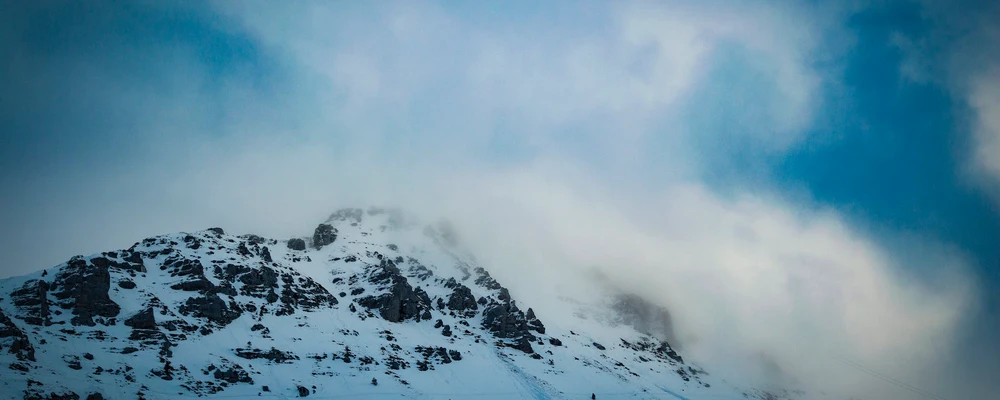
[242,234,267,244]
[472,268,543,353]
[179,294,241,327]
[525,308,545,334]
[124,308,156,330]
[238,266,278,297]
[89,251,145,273]
[358,259,433,323]
[164,256,214,294]
[159,255,244,328]
[510,336,534,353]
[287,238,306,251]
[414,346,462,366]
[620,337,684,364]
[216,262,338,317]
[11,279,50,326]
[313,224,337,249]
[24,391,81,400]
[482,300,534,341]
[473,268,502,290]
[446,282,478,316]
[235,347,299,364]
[212,364,253,384]
[275,273,339,315]
[0,309,35,362]
[613,294,677,346]
[50,260,120,326]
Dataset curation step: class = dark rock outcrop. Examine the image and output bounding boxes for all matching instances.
[179,295,241,327]
[525,308,545,334]
[124,308,156,330]
[242,234,267,244]
[312,224,337,249]
[90,252,145,273]
[161,257,244,328]
[620,338,684,364]
[212,259,337,317]
[235,347,298,364]
[50,260,120,326]
[212,364,253,384]
[446,283,478,316]
[473,268,502,290]
[237,267,278,297]
[482,300,537,353]
[414,346,462,366]
[474,273,547,354]
[164,257,214,294]
[510,337,534,353]
[24,391,81,400]
[276,276,339,315]
[287,239,306,251]
[11,279,50,326]
[120,251,146,272]
[183,235,202,250]
[0,309,35,362]
[358,260,433,323]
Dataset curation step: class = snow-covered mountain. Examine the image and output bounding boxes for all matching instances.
[0,207,804,400]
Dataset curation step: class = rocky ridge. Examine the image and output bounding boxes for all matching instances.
[0,207,799,400]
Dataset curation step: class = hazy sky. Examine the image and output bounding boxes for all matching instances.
[2,0,999,398]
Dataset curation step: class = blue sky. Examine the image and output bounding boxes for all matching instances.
[2,0,999,398]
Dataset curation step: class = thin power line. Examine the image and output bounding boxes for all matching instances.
[831,354,948,400]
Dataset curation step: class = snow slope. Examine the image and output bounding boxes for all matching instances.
[0,207,806,400]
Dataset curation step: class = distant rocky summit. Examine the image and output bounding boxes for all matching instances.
[0,207,799,400]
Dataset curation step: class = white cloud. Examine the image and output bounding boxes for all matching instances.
[417,165,972,399]
[215,0,836,159]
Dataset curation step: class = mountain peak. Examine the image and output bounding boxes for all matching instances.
[0,207,806,399]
